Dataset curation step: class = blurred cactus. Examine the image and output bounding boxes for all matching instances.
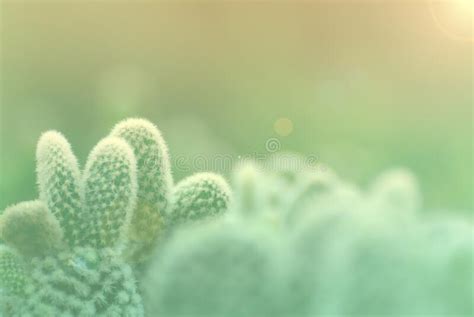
[143,158,473,316]
[144,221,280,317]
[0,200,63,257]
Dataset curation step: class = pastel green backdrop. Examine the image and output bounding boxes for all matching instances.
[1,1,472,212]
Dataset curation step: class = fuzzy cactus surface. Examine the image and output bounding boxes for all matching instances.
[0,246,27,316]
[167,172,231,226]
[0,247,26,295]
[110,119,173,264]
[20,247,143,316]
[0,200,63,257]
[36,131,83,247]
[82,137,137,248]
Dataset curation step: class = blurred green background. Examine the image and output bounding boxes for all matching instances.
[0,1,472,212]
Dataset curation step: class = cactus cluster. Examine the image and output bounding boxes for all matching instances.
[0,118,231,316]
[1,118,471,316]
[143,157,473,316]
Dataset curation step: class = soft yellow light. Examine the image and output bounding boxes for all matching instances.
[429,0,473,41]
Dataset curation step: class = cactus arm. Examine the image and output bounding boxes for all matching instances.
[168,172,231,226]
[110,118,173,262]
[36,131,83,247]
[82,137,137,248]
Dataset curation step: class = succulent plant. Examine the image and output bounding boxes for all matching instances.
[0,118,232,316]
[0,200,63,257]
[2,118,470,316]
[108,119,231,266]
[1,132,143,316]
[36,131,83,247]
[81,137,138,248]
[144,220,282,317]
[167,172,231,226]
[0,246,27,316]
[20,247,143,316]
[110,119,173,264]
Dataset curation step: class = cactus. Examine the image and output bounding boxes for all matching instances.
[1,133,143,316]
[110,119,172,263]
[0,246,28,316]
[0,246,27,296]
[19,247,143,316]
[82,137,137,248]
[144,221,280,317]
[143,158,473,316]
[167,173,231,227]
[36,131,83,247]
[109,119,231,265]
[0,200,63,257]
[1,118,234,315]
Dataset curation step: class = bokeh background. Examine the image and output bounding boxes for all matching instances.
[0,0,472,213]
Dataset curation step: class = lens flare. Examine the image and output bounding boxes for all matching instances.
[429,0,473,41]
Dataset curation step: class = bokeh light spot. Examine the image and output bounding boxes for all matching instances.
[274,118,293,136]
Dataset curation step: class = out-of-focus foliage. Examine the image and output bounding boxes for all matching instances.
[144,157,473,316]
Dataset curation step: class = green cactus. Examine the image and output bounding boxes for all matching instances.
[0,200,63,257]
[36,131,83,247]
[0,246,27,296]
[143,158,473,316]
[144,221,280,317]
[1,133,143,316]
[0,246,28,316]
[1,118,234,316]
[287,167,473,316]
[167,172,231,227]
[110,118,173,263]
[20,247,143,316]
[82,137,137,248]
[108,118,231,265]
